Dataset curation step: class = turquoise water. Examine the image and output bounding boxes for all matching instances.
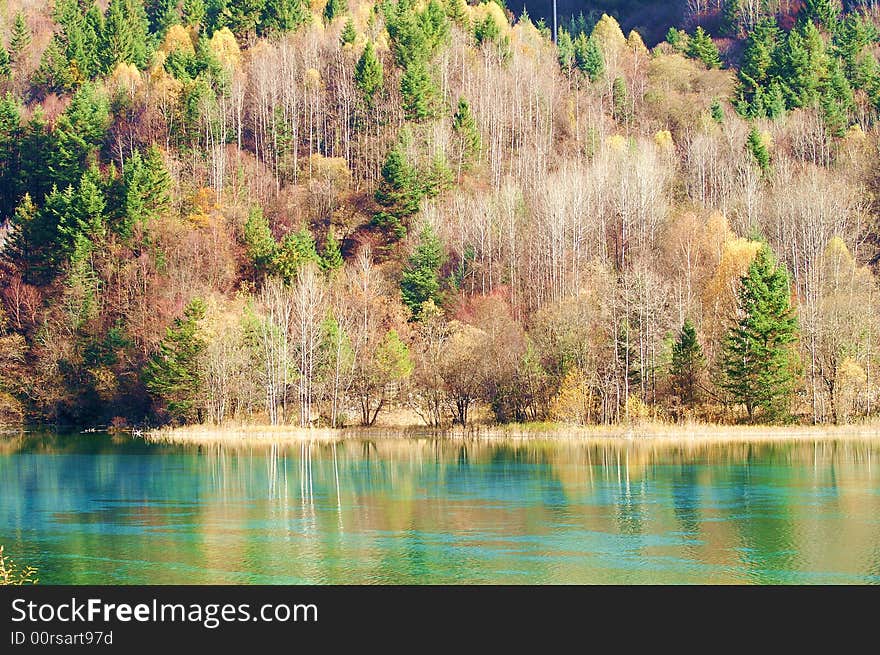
[1,431,879,584]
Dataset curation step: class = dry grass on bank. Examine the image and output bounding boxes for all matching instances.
[144,420,880,447]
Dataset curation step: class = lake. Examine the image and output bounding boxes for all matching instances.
[1,431,879,584]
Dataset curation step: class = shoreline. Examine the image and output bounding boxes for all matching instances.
[143,421,880,447]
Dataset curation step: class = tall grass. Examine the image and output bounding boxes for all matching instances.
[0,546,38,585]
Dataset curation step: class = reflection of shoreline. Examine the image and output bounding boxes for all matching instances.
[143,422,880,449]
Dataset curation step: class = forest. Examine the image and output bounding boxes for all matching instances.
[0,0,879,430]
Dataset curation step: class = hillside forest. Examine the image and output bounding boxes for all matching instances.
[1,0,880,429]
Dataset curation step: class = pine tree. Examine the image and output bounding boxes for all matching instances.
[711,98,725,123]
[556,28,574,73]
[8,12,31,67]
[765,81,786,119]
[143,298,208,424]
[746,126,770,174]
[687,26,721,69]
[33,37,74,94]
[720,244,799,422]
[48,83,110,192]
[452,97,480,167]
[474,14,499,46]
[274,228,320,282]
[401,223,446,319]
[320,227,344,273]
[737,17,779,111]
[445,0,468,28]
[0,46,10,81]
[354,42,383,105]
[119,145,172,237]
[574,34,604,82]
[670,319,705,406]
[323,0,347,23]
[82,5,105,78]
[147,0,181,35]
[243,207,278,276]
[261,0,309,35]
[0,94,21,220]
[799,0,840,33]
[782,21,828,109]
[400,60,440,121]
[722,0,743,38]
[58,168,108,256]
[666,27,688,53]
[340,17,356,45]
[375,144,419,215]
[102,0,135,72]
[183,0,207,27]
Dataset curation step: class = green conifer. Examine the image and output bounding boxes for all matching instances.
[687,26,721,69]
[355,42,383,105]
[340,18,357,45]
[670,319,705,406]
[401,223,446,319]
[8,12,31,67]
[720,244,799,422]
[143,298,208,424]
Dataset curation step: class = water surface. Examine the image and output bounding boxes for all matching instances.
[1,431,879,584]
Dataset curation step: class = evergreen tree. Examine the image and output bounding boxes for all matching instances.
[147,0,181,35]
[720,244,799,422]
[782,20,828,109]
[401,223,446,319]
[556,28,573,73]
[183,0,207,27]
[834,11,877,80]
[48,83,110,193]
[765,80,786,119]
[799,0,840,33]
[400,60,440,121]
[821,59,853,137]
[666,26,688,53]
[261,0,309,35]
[243,207,277,276]
[323,0,347,23]
[219,0,265,38]
[102,0,135,72]
[375,145,419,214]
[452,97,480,166]
[574,34,604,82]
[58,168,108,255]
[474,14,499,46]
[737,17,779,111]
[143,298,207,424]
[354,42,383,105]
[82,5,105,78]
[445,0,468,28]
[119,145,172,237]
[8,12,31,67]
[274,228,320,282]
[17,109,55,206]
[721,0,743,38]
[373,143,422,240]
[320,227,344,273]
[746,126,770,174]
[0,94,21,219]
[670,319,705,407]
[711,98,725,123]
[0,46,9,81]
[33,37,75,94]
[687,26,721,69]
[340,17,356,45]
